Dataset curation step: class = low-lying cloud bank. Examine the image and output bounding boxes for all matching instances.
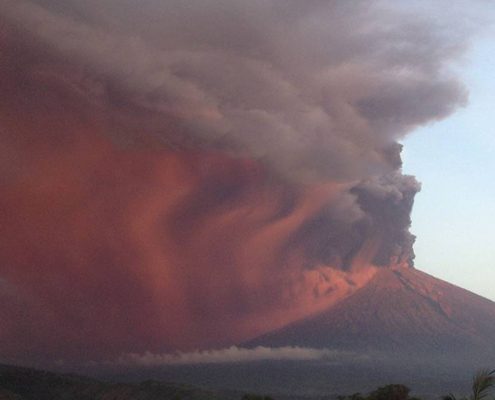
[113,346,357,367]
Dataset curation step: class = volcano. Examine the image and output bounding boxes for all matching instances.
[247,267,495,363]
[99,268,495,398]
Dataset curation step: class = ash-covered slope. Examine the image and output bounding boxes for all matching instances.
[248,267,495,361]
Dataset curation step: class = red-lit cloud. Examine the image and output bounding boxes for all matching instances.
[0,0,469,367]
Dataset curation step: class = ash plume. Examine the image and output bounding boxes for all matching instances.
[0,0,471,366]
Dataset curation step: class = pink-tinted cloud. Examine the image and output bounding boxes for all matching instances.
[0,0,471,368]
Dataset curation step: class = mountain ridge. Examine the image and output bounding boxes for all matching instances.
[0,363,239,400]
[246,267,495,361]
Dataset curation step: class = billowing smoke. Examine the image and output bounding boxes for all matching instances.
[0,0,469,367]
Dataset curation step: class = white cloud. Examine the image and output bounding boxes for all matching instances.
[114,346,356,366]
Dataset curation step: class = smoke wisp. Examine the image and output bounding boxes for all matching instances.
[113,346,356,367]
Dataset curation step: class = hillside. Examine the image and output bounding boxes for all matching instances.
[0,364,236,400]
[248,267,495,362]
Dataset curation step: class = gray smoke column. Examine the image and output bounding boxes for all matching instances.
[0,0,468,266]
[0,0,471,364]
[0,0,467,179]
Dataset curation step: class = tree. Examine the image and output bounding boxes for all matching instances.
[444,369,495,400]
[241,394,274,400]
[368,384,411,400]
[338,393,365,400]
[338,384,415,400]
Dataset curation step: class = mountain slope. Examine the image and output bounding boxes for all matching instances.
[0,364,236,400]
[248,267,495,360]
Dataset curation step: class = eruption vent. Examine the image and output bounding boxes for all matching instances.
[0,0,468,366]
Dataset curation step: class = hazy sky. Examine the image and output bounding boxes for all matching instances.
[403,30,495,301]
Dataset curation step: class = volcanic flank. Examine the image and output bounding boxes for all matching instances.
[247,266,495,363]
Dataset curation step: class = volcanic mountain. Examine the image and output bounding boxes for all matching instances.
[247,267,495,364]
[100,267,495,398]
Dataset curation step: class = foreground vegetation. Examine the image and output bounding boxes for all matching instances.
[0,364,494,400]
[338,383,421,400]
[245,369,495,400]
[337,369,495,400]
[444,369,495,400]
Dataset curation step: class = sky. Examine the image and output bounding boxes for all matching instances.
[402,32,495,301]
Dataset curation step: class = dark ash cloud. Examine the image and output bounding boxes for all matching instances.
[0,0,472,367]
[0,0,467,181]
